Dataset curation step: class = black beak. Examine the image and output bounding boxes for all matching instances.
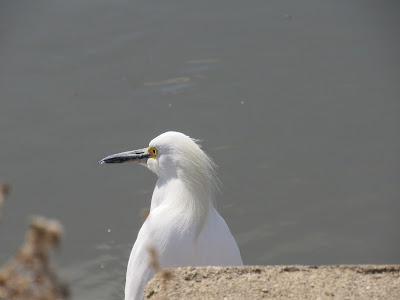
[99,148,151,165]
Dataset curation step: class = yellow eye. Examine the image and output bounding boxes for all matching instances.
[148,147,158,159]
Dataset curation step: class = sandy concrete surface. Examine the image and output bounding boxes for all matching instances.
[145,265,400,299]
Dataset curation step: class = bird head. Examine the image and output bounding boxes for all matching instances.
[100,132,218,192]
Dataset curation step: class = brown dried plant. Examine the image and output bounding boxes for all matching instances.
[147,245,172,299]
[143,209,172,299]
[0,216,69,300]
[0,183,10,222]
[140,207,150,222]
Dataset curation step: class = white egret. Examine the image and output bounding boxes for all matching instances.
[100,131,243,300]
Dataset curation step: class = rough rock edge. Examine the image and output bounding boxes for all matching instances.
[145,265,400,299]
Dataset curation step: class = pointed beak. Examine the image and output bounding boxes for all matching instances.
[99,148,151,165]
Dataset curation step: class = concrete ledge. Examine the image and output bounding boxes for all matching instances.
[145,265,400,299]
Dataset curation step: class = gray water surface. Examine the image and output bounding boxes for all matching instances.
[1,1,399,299]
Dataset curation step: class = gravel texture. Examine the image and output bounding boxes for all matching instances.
[145,265,400,299]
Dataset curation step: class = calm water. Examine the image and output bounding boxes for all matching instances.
[1,1,399,299]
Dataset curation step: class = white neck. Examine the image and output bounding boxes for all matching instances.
[150,176,214,237]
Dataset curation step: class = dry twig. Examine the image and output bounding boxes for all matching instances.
[0,183,10,222]
[0,216,69,300]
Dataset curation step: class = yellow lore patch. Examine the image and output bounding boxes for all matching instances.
[147,147,158,159]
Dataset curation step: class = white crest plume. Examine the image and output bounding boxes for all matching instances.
[149,133,220,236]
